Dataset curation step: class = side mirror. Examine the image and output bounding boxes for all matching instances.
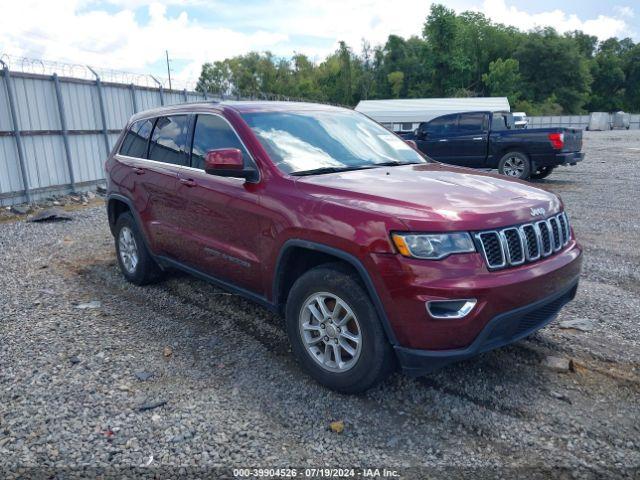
[415,128,427,140]
[204,148,258,182]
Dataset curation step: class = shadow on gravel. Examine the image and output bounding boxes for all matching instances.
[63,256,636,427]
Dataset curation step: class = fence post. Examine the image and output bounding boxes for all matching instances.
[183,88,188,103]
[150,76,164,106]
[129,83,138,113]
[87,66,111,156]
[52,73,76,193]
[203,86,208,101]
[0,62,31,203]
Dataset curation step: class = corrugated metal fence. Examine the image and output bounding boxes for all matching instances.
[528,114,640,130]
[0,66,213,206]
[2,65,639,208]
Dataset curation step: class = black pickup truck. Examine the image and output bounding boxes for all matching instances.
[402,111,584,180]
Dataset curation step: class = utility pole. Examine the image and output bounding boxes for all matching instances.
[166,50,172,91]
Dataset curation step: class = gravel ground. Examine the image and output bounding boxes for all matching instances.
[1,130,639,478]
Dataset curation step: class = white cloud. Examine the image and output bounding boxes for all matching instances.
[479,0,632,39]
[0,0,288,87]
[0,0,636,88]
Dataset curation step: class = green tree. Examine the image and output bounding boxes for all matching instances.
[482,58,522,104]
[423,4,468,96]
[515,28,592,113]
[387,71,404,98]
[195,4,638,113]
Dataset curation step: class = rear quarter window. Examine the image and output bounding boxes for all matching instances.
[119,118,154,158]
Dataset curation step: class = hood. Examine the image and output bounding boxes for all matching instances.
[295,163,561,231]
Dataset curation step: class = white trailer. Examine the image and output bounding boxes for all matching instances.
[354,97,510,133]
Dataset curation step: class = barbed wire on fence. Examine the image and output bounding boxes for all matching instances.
[0,54,199,91]
[0,53,351,107]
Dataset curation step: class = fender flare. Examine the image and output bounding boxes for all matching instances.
[106,194,152,251]
[273,239,399,346]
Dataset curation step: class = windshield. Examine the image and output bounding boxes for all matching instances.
[241,109,427,175]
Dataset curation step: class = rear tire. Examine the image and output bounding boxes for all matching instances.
[498,151,531,180]
[285,264,395,393]
[530,166,555,180]
[114,212,163,285]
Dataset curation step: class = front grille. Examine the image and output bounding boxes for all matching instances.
[476,212,571,270]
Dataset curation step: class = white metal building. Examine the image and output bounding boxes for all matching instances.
[355,97,511,132]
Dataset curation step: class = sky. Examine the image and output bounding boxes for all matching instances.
[0,0,637,89]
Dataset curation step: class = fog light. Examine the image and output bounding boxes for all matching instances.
[426,299,477,319]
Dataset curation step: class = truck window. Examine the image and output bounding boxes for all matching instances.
[491,113,510,131]
[426,114,457,135]
[458,113,486,133]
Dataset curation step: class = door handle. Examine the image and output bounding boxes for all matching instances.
[438,139,448,142]
[179,178,197,187]
[472,137,484,141]
[133,167,145,175]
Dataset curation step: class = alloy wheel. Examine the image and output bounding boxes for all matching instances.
[298,292,362,373]
[118,226,139,274]
[503,156,525,177]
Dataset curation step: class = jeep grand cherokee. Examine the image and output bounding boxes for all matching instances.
[105,101,582,393]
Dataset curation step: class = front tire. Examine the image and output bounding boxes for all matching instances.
[285,264,395,393]
[498,151,531,180]
[114,212,162,285]
[530,166,555,180]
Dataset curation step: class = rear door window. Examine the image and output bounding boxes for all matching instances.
[190,114,250,170]
[458,113,486,133]
[148,115,190,166]
[119,118,154,158]
[491,113,510,131]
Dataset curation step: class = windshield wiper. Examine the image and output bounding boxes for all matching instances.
[291,165,375,176]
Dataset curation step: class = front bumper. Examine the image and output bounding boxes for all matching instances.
[395,278,579,376]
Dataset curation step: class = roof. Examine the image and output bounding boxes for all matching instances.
[129,100,347,123]
[355,97,510,123]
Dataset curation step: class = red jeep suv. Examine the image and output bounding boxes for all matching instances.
[105,101,582,393]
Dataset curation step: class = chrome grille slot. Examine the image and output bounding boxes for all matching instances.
[501,228,525,265]
[536,221,552,256]
[520,224,540,261]
[548,217,562,251]
[476,211,571,270]
[558,212,570,245]
[476,231,505,269]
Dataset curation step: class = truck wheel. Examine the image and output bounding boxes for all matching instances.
[285,264,395,393]
[498,151,531,180]
[114,212,163,285]
[530,166,555,180]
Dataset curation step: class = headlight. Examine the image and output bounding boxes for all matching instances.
[391,232,476,259]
